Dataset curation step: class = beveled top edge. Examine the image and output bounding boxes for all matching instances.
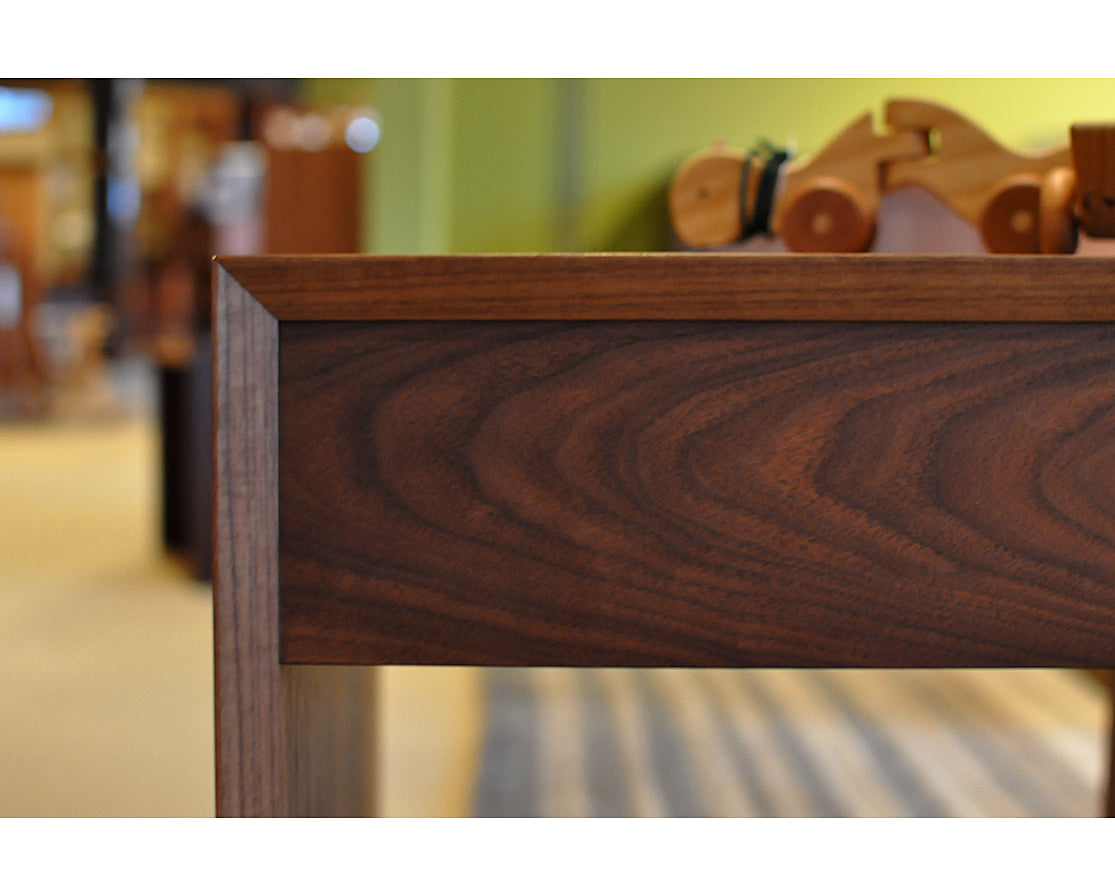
[215,253,1115,323]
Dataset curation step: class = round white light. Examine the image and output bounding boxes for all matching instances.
[344,115,381,154]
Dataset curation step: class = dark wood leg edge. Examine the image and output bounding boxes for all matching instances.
[214,268,377,817]
[283,665,378,817]
[215,664,377,817]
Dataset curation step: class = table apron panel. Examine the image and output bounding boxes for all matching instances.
[278,320,1115,667]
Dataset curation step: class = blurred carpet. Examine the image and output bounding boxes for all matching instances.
[0,413,215,816]
[0,399,479,817]
[475,666,1110,817]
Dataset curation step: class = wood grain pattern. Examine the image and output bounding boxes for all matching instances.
[214,267,283,815]
[279,319,1115,668]
[220,254,1115,322]
[214,268,374,817]
[217,253,1115,817]
[282,665,377,817]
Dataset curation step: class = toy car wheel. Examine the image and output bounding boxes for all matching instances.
[778,177,876,253]
[979,176,1042,254]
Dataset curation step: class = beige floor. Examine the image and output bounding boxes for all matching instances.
[0,411,482,817]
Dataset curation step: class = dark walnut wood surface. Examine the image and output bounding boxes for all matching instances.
[216,254,1115,816]
[223,253,1115,321]
[277,316,1115,668]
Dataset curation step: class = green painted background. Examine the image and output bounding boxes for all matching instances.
[304,78,1115,254]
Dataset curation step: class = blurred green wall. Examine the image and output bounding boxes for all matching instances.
[303,78,1115,254]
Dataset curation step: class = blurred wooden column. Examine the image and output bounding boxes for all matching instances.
[0,181,48,416]
[263,143,361,254]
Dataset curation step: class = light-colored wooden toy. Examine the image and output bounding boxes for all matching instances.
[668,143,750,248]
[668,99,1098,254]
[882,100,1072,253]
[774,110,927,252]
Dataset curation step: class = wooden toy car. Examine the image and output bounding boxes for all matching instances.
[669,99,1112,255]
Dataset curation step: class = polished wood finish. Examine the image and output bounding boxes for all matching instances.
[279,318,1115,668]
[213,267,280,815]
[216,253,1115,815]
[221,253,1115,322]
[213,267,373,817]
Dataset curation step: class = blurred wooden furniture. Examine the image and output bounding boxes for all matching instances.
[256,102,366,254]
[263,142,360,254]
[146,211,217,580]
[0,223,48,416]
[215,253,1115,817]
[159,339,212,580]
[152,103,364,581]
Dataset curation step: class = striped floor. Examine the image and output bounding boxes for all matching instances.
[474,668,1110,817]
